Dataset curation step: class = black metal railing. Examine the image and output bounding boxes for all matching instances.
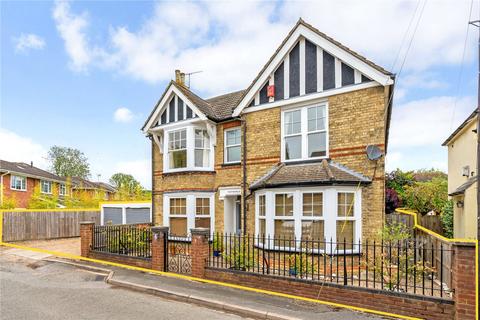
[91,224,152,258]
[208,233,453,299]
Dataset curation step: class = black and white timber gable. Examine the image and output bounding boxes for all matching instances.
[233,19,394,116]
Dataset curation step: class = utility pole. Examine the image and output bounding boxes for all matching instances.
[469,19,480,285]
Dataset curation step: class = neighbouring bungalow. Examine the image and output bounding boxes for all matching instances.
[0,159,69,208]
[71,177,116,201]
[442,110,478,239]
[142,19,395,247]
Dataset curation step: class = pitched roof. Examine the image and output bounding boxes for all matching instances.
[174,82,246,121]
[442,110,477,146]
[250,160,371,190]
[71,177,116,192]
[449,176,477,196]
[237,19,393,110]
[143,18,393,130]
[0,160,65,183]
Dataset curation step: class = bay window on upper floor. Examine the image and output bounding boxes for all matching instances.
[282,103,328,162]
[163,125,214,173]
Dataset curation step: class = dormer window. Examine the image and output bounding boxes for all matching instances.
[164,125,214,173]
[281,103,328,161]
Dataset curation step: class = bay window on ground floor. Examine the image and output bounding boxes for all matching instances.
[163,192,215,237]
[255,186,361,253]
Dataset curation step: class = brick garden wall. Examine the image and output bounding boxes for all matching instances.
[88,251,152,269]
[205,268,455,320]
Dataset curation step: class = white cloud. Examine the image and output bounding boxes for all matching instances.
[13,33,46,53]
[113,107,134,123]
[52,1,107,72]
[389,95,475,149]
[113,160,151,189]
[51,1,478,96]
[0,129,48,169]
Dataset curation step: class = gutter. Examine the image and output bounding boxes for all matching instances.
[0,171,10,206]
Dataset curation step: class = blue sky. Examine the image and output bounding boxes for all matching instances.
[1,0,478,188]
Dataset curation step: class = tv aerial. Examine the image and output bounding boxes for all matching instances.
[366,145,383,161]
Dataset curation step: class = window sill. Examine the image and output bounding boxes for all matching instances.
[10,188,27,192]
[162,170,216,176]
[254,243,360,255]
[221,162,241,167]
[282,157,329,165]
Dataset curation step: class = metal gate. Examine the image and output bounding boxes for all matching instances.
[165,235,192,274]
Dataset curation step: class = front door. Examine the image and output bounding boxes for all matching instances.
[235,196,241,234]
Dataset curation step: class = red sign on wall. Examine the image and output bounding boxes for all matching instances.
[267,85,275,97]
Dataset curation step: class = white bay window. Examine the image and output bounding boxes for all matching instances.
[163,125,214,173]
[282,103,328,161]
[255,187,361,253]
[164,193,215,237]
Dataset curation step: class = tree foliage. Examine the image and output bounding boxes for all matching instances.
[402,177,448,215]
[440,200,454,238]
[48,146,90,178]
[109,173,150,201]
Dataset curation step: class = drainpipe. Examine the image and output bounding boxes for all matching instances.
[0,171,10,206]
[241,116,247,236]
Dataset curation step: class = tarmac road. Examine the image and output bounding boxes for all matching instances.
[0,252,244,320]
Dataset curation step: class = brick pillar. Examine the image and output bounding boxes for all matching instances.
[80,221,95,257]
[151,226,169,271]
[452,242,476,320]
[191,228,209,278]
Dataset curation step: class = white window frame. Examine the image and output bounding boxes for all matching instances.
[224,127,241,164]
[163,124,214,173]
[40,180,52,194]
[163,192,215,239]
[255,186,361,254]
[59,184,67,196]
[10,175,27,191]
[281,102,329,162]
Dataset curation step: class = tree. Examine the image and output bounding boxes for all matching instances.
[47,146,90,178]
[109,173,141,192]
[109,173,150,200]
[402,177,448,215]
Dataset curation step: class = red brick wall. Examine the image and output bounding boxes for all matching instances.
[88,251,152,269]
[205,268,455,320]
[2,174,37,208]
[2,174,68,208]
[451,244,476,320]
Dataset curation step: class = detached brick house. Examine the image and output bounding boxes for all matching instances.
[143,19,395,246]
[0,160,69,208]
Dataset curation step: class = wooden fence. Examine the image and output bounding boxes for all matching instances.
[386,212,444,235]
[1,210,100,242]
[387,211,453,290]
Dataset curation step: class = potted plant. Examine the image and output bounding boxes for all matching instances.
[212,234,223,257]
[288,252,316,277]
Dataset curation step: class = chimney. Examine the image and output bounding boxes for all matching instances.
[180,72,186,87]
[175,69,185,86]
[30,161,33,167]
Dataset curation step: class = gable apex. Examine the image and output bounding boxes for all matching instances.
[233,19,394,117]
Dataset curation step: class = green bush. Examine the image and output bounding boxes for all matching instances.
[403,177,448,214]
[440,200,454,238]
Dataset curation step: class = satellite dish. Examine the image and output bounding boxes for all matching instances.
[366,145,383,161]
